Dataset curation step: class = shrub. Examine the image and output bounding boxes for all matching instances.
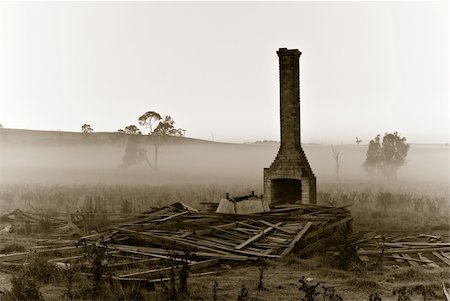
[38,215,54,233]
[80,240,113,297]
[5,275,42,301]
[298,276,320,301]
[22,255,60,284]
[393,287,412,301]
[237,283,248,301]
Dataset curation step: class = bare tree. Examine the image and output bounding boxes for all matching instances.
[331,146,341,182]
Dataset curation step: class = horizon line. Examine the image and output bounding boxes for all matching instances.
[1,127,448,146]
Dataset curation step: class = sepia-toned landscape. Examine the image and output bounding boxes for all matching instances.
[0,1,448,301]
[0,127,448,300]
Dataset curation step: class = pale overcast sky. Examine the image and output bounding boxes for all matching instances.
[0,1,448,144]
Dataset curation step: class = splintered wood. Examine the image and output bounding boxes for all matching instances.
[327,232,450,268]
[81,203,352,260]
[0,203,352,286]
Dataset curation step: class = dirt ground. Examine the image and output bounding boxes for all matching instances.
[149,257,449,301]
[28,253,448,301]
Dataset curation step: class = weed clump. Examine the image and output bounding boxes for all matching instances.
[3,254,58,301]
[328,236,364,271]
[298,276,344,301]
[79,239,112,298]
[369,292,382,301]
[22,256,61,284]
[256,258,268,291]
[298,276,320,301]
[393,286,412,301]
[212,280,218,301]
[237,283,248,301]
[6,275,43,301]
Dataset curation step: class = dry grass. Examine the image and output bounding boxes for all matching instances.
[0,182,448,300]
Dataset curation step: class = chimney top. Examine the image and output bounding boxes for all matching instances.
[277,48,302,56]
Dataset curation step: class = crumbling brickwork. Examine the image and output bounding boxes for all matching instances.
[263,48,316,206]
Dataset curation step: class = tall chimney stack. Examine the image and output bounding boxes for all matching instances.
[278,48,301,151]
[263,48,316,206]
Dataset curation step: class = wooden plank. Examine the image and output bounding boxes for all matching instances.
[177,231,194,238]
[358,247,450,255]
[112,254,144,260]
[107,244,251,261]
[119,258,219,278]
[418,253,440,269]
[48,250,121,263]
[298,237,330,257]
[388,255,422,263]
[383,242,450,248]
[147,269,225,283]
[235,222,282,250]
[304,217,353,241]
[200,212,331,222]
[443,282,450,301]
[116,228,232,255]
[107,258,161,269]
[441,252,450,260]
[280,222,313,257]
[257,220,295,234]
[176,237,280,258]
[0,246,81,262]
[400,254,419,267]
[152,211,189,222]
[432,252,450,266]
[194,222,238,236]
[114,269,226,286]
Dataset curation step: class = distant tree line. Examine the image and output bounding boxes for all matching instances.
[80,110,185,138]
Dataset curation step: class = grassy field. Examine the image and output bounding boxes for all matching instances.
[0,182,448,300]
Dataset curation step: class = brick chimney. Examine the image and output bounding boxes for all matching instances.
[263,48,316,206]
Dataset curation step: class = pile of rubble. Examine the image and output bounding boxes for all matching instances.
[3,200,448,288]
[327,232,450,268]
[0,202,353,287]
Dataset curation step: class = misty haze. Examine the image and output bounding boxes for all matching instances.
[0,1,448,301]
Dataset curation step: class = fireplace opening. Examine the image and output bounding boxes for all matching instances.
[271,179,302,204]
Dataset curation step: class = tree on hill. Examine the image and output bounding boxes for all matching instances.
[356,137,362,147]
[153,116,185,137]
[118,125,141,135]
[81,124,93,134]
[150,114,185,169]
[362,132,409,180]
[138,111,161,135]
[136,111,186,169]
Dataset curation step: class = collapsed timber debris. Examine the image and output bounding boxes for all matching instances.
[1,201,449,289]
[326,232,450,268]
[0,202,352,287]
